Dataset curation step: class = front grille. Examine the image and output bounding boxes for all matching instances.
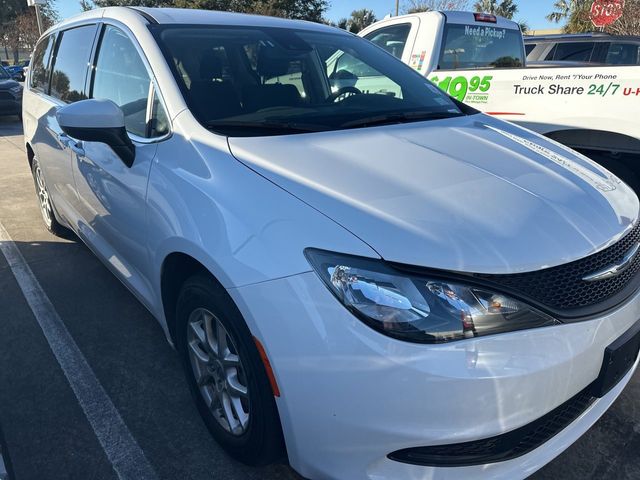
[388,385,596,467]
[476,221,640,313]
[0,91,13,100]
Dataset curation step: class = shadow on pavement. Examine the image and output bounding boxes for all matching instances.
[0,237,301,480]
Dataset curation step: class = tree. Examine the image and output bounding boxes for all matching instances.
[343,9,377,34]
[473,0,518,19]
[544,0,639,34]
[79,0,95,11]
[404,0,469,14]
[607,0,640,35]
[517,18,529,34]
[1,1,58,63]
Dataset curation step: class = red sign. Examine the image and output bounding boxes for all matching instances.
[590,0,624,28]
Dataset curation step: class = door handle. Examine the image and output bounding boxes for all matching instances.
[68,139,85,158]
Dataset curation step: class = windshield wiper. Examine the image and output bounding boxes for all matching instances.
[340,111,463,129]
[205,120,329,134]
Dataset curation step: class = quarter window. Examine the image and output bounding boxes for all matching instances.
[605,43,640,65]
[92,25,168,138]
[50,25,97,103]
[364,24,411,59]
[30,34,55,92]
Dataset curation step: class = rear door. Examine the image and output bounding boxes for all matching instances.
[28,24,99,227]
[71,23,170,307]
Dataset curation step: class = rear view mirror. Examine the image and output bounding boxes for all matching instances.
[56,99,136,167]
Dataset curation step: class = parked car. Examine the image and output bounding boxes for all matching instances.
[23,7,640,480]
[0,65,22,120]
[525,33,640,65]
[6,59,30,82]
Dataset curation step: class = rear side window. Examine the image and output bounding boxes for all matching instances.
[439,24,524,69]
[50,25,97,103]
[551,42,595,61]
[92,25,151,137]
[364,23,411,59]
[605,43,640,65]
[30,35,55,92]
[524,43,536,56]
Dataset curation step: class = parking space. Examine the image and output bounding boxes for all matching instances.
[0,116,639,479]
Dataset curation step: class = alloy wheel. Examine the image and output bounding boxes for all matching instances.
[35,164,52,227]
[187,308,250,436]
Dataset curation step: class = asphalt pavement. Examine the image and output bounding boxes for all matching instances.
[0,116,639,480]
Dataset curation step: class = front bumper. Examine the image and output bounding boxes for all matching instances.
[230,272,640,480]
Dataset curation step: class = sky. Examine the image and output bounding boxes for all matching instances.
[54,0,561,31]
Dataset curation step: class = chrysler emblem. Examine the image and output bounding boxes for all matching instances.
[582,242,640,282]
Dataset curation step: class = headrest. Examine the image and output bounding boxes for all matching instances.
[256,47,291,79]
[199,50,223,80]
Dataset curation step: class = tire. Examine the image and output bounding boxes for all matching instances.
[176,273,285,466]
[31,157,67,236]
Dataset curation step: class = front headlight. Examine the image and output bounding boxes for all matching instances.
[305,249,559,343]
[9,85,22,95]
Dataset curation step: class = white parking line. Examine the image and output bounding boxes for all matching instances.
[0,221,158,480]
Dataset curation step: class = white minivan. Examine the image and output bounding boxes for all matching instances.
[22,7,640,480]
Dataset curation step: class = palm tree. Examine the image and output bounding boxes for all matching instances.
[346,9,377,34]
[473,0,518,19]
[546,0,586,23]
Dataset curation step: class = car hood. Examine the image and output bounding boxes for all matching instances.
[228,114,639,274]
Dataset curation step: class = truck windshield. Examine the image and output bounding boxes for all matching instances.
[152,25,464,136]
[439,24,524,70]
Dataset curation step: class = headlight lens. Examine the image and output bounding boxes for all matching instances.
[306,249,559,343]
[10,85,22,95]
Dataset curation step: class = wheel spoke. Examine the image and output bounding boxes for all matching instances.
[226,372,248,399]
[228,395,248,433]
[203,312,218,356]
[222,352,240,367]
[188,339,209,364]
[189,319,206,345]
[216,318,228,360]
[221,391,239,432]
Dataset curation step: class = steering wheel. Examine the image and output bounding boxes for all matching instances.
[328,86,363,103]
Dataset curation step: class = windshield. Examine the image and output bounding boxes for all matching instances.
[439,24,524,69]
[152,25,464,136]
[0,66,10,80]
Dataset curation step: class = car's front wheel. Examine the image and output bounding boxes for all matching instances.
[176,273,285,466]
[31,157,66,236]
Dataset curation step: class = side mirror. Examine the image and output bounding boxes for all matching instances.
[56,99,136,167]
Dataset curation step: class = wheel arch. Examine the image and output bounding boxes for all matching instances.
[160,251,226,344]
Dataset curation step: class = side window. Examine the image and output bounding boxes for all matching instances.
[50,25,97,103]
[605,43,640,65]
[92,25,167,138]
[30,34,55,92]
[524,43,536,57]
[364,24,412,59]
[553,42,595,62]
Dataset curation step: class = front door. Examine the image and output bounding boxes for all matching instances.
[72,24,170,308]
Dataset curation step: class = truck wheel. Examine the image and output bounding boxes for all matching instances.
[31,157,67,236]
[176,273,285,466]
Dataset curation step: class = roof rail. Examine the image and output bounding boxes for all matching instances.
[126,7,159,25]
